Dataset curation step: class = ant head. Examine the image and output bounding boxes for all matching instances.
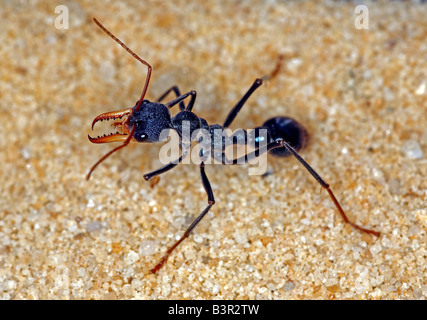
[88,100,173,145]
[129,100,172,143]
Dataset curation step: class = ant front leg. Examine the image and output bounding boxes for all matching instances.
[166,90,197,112]
[143,153,186,181]
[151,162,215,273]
[156,86,186,111]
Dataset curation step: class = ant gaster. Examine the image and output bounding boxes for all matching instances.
[87,18,380,274]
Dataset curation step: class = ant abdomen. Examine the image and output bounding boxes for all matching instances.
[262,116,309,157]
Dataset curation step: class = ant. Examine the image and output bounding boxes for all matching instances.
[87,18,380,274]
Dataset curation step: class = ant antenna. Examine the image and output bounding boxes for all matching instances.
[93,18,152,112]
[86,126,135,180]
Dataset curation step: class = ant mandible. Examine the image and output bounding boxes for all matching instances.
[87,18,380,274]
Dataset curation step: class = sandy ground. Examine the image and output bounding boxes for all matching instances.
[0,0,426,299]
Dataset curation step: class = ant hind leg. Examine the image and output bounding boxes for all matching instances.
[151,162,215,273]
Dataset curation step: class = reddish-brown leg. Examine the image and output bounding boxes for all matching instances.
[279,139,380,237]
[151,162,215,273]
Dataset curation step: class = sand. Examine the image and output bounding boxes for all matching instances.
[0,0,426,299]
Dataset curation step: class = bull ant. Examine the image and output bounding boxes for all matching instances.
[87,18,380,274]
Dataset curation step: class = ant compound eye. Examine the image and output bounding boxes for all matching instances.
[134,132,148,142]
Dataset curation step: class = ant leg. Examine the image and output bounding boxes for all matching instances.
[221,139,285,165]
[278,139,380,237]
[223,78,263,128]
[143,154,186,181]
[151,162,215,273]
[222,56,284,128]
[156,86,182,102]
[156,86,186,111]
[165,90,197,112]
[220,135,380,236]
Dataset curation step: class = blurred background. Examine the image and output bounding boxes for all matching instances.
[0,0,426,299]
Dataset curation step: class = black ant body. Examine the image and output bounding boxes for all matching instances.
[87,18,380,274]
